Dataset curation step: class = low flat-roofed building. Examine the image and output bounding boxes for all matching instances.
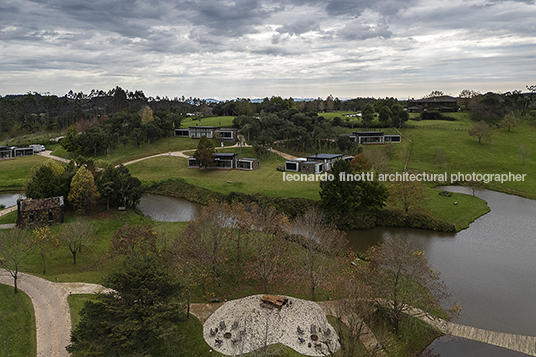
[17,196,64,228]
[349,131,401,145]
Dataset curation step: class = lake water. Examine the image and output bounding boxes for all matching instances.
[138,188,536,337]
[347,186,536,337]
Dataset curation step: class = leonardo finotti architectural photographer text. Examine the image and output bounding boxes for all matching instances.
[283,172,527,184]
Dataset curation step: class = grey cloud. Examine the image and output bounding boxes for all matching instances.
[338,21,391,40]
[276,19,320,35]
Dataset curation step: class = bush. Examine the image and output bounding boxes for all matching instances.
[419,111,456,121]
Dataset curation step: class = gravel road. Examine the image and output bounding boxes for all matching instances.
[1,271,72,357]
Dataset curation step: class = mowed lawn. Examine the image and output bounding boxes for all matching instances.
[0,155,47,190]
[128,149,322,200]
[401,115,536,198]
[180,116,235,128]
[0,284,36,357]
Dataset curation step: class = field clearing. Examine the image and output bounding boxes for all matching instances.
[180,116,235,128]
[402,119,536,199]
[0,155,47,190]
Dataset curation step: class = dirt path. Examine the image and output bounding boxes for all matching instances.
[37,150,70,163]
[121,142,252,167]
[0,271,72,357]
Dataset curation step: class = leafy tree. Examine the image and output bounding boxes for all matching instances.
[378,106,392,124]
[390,103,409,128]
[0,228,32,293]
[388,180,429,213]
[361,104,374,127]
[98,164,144,209]
[61,125,80,154]
[468,120,492,144]
[499,113,518,132]
[68,166,100,212]
[320,159,388,228]
[67,255,184,356]
[424,90,445,98]
[350,153,372,172]
[59,217,95,264]
[193,135,215,171]
[366,238,459,333]
[30,226,59,274]
[24,159,65,199]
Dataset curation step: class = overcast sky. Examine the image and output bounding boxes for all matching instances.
[1,0,535,100]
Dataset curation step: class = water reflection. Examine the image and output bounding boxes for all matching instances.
[347,187,536,336]
[0,192,25,208]
[137,194,200,222]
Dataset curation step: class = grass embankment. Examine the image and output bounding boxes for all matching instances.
[0,284,36,357]
[402,113,536,199]
[0,155,47,191]
[0,210,17,224]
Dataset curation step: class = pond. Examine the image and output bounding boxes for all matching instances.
[137,194,200,222]
[138,188,536,337]
[0,191,25,208]
[347,186,536,337]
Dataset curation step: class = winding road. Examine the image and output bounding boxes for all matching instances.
[0,271,112,356]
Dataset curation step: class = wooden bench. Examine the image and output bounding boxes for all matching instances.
[261,295,288,309]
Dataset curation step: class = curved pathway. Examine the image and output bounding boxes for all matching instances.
[0,271,112,357]
[37,150,70,163]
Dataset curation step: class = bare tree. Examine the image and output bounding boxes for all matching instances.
[388,180,429,213]
[0,228,32,293]
[468,120,492,144]
[519,145,531,165]
[59,217,95,264]
[366,238,459,333]
[292,207,346,301]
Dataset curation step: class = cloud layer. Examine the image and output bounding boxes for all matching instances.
[1,0,535,99]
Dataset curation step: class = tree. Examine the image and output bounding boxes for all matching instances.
[0,228,32,293]
[366,238,458,333]
[24,159,65,199]
[519,145,530,165]
[463,180,485,196]
[246,205,288,294]
[390,103,409,128]
[378,106,391,124]
[434,149,448,169]
[68,166,100,212]
[59,217,95,264]
[193,135,215,170]
[350,153,372,172]
[320,159,388,227]
[61,125,80,154]
[97,164,144,209]
[30,226,59,274]
[67,255,184,356]
[292,207,346,301]
[110,224,158,258]
[499,113,518,132]
[424,90,445,98]
[361,104,374,127]
[468,120,492,144]
[388,180,429,213]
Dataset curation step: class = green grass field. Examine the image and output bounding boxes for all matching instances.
[128,148,322,200]
[0,156,47,191]
[0,284,36,357]
[401,114,536,199]
[180,116,235,128]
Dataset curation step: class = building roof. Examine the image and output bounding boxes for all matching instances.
[19,196,64,212]
[306,154,344,160]
[189,126,218,129]
[239,158,259,161]
[215,153,238,158]
[354,131,385,136]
